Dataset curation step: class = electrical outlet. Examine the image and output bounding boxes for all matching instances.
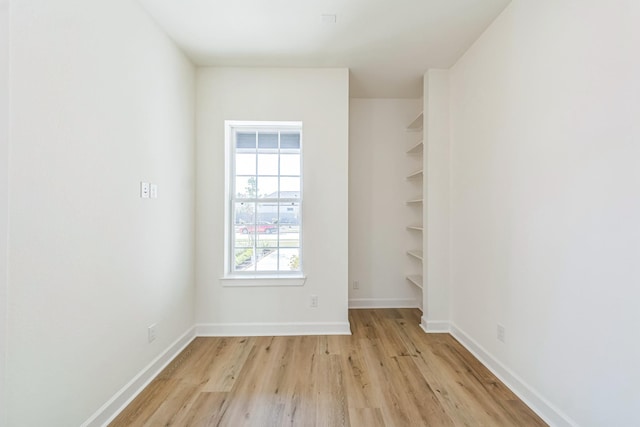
[150,183,158,199]
[148,324,157,343]
[310,295,318,308]
[353,280,359,290]
[497,324,505,343]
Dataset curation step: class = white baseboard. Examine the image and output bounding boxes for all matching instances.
[196,321,352,337]
[81,327,196,427]
[450,323,578,427]
[349,298,419,309]
[420,316,451,333]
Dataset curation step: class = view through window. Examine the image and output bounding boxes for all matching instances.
[228,122,302,274]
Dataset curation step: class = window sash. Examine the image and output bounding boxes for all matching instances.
[227,123,302,276]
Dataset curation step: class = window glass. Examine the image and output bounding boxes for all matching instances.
[236,132,256,149]
[280,153,300,176]
[257,153,279,176]
[280,132,300,149]
[235,153,256,176]
[258,132,278,149]
[280,177,300,197]
[257,176,278,198]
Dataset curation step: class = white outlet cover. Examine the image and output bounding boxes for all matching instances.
[148,324,157,343]
[497,324,505,343]
[150,183,158,199]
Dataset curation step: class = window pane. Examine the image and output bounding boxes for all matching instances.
[280,153,300,176]
[280,177,300,197]
[281,132,300,149]
[237,132,256,149]
[256,202,278,224]
[255,221,278,248]
[257,153,278,176]
[278,202,299,224]
[258,132,278,148]
[235,153,256,176]
[256,233,277,249]
[234,202,255,224]
[279,228,299,248]
[279,202,300,247]
[235,176,257,198]
[256,248,279,272]
[258,176,278,198]
[234,248,254,272]
[234,202,255,247]
[281,248,301,271]
[234,232,253,248]
[256,202,278,247]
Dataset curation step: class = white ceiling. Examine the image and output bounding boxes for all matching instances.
[138,0,511,98]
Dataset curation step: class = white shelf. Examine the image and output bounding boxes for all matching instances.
[406,275,423,289]
[407,112,424,131]
[406,169,423,180]
[405,108,424,300]
[406,141,424,154]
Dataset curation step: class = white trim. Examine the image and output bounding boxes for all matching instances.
[348,298,419,309]
[449,323,578,427]
[196,322,351,337]
[420,316,451,333]
[221,275,306,287]
[81,327,196,427]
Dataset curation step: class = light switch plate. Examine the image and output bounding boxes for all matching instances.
[140,182,150,198]
[150,183,158,199]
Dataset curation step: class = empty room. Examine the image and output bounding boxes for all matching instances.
[1,0,639,426]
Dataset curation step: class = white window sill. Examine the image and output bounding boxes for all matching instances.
[221,275,307,287]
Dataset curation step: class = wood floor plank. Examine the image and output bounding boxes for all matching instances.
[338,339,377,409]
[109,379,181,426]
[200,337,256,392]
[281,336,319,425]
[358,337,417,426]
[390,354,455,426]
[347,408,385,427]
[386,317,486,426]
[430,339,530,426]
[109,309,547,427]
[156,337,215,381]
[213,336,280,425]
[314,353,350,427]
[142,381,200,427]
[171,391,228,427]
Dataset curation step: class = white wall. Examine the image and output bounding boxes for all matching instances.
[349,98,422,308]
[422,70,451,329]
[0,1,9,425]
[449,1,640,425]
[196,68,349,332]
[7,1,195,425]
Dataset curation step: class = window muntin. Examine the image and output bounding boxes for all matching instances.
[229,123,302,275]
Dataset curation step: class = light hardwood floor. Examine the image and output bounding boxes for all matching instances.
[110,309,547,426]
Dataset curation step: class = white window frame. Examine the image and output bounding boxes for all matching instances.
[223,120,305,284]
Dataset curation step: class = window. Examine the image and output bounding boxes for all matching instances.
[226,121,302,276]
